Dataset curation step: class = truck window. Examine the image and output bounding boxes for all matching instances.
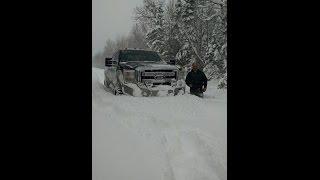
[119,50,161,62]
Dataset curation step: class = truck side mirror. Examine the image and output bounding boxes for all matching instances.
[105,57,115,66]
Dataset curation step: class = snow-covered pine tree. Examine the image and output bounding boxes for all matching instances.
[169,0,186,66]
[133,0,227,88]
[161,0,182,63]
[134,0,167,55]
[181,0,196,25]
[199,0,227,88]
[176,0,200,67]
[212,0,227,88]
[145,1,166,54]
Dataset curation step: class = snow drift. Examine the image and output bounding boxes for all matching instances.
[92,67,227,180]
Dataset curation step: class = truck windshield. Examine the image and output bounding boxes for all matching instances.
[119,50,161,62]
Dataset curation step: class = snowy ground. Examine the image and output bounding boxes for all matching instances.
[92,67,227,180]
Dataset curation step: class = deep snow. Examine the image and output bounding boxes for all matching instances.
[92,67,227,180]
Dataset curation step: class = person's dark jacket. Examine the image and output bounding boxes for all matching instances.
[185,69,208,93]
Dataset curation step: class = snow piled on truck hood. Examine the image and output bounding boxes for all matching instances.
[92,67,227,180]
[120,61,178,71]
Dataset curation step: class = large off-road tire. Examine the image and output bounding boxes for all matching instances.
[174,87,186,96]
[113,89,118,95]
[110,82,123,96]
[104,77,112,87]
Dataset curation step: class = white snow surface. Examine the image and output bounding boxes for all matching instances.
[92,67,227,180]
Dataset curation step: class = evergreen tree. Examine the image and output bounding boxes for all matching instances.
[133,0,227,88]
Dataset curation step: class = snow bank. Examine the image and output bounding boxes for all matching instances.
[92,67,227,180]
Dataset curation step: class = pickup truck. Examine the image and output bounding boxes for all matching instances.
[104,49,186,96]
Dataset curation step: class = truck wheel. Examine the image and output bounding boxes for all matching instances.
[111,83,118,95]
[112,85,122,96]
[104,79,110,87]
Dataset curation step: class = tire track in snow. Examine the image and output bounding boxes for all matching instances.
[113,110,226,180]
[92,68,226,180]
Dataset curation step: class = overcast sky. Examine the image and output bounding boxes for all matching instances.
[92,0,143,55]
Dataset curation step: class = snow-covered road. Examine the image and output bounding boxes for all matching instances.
[92,67,227,180]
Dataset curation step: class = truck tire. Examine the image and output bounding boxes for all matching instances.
[111,82,123,96]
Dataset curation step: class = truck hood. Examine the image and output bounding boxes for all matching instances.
[119,61,178,71]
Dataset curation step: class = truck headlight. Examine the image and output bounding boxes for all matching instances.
[123,70,135,82]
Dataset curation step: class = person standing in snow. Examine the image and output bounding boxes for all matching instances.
[185,62,208,98]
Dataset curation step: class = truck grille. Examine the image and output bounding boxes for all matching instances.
[141,75,176,79]
[140,70,177,84]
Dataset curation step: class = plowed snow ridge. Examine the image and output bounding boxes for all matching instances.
[92,67,227,180]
